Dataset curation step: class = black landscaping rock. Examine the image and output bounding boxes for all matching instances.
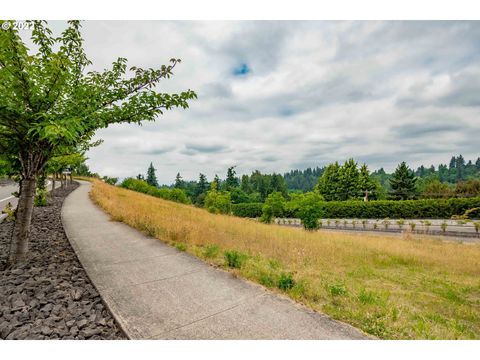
[0,184,126,340]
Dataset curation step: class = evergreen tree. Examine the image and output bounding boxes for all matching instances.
[240,174,252,193]
[250,170,271,201]
[449,156,456,169]
[338,158,360,200]
[438,164,449,182]
[225,166,239,190]
[146,162,158,187]
[136,174,145,181]
[196,173,208,194]
[270,173,288,197]
[389,162,417,200]
[358,164,375,200]
[416,165,426,177]
[194,173,209,206]
[455,155,465,182]
[174,172,184,189]
[212,174,221,191]
[316,162,341,201]
[283,166,324,192]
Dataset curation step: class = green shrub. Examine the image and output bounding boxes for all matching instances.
[34,188,48,207]
[169,188,191,204]
[396,219,405,229]
[232,203,263,217]
[34,174,48,207]
[204,188,231,214]
[382,218,391,230]
[102,176,118,185]
[440,221,448,233]
[224,250,247,268]
[358,289,379,305]
[463,207,480,219]
[203,244,220,258]
[260,204,274,223]
[260,192,286,223]
[173,242,187,251]
[1,202,15,221]
[287,197,480,220]
[473,222,480,235]
[277,272,295,290]
[120,178,191,204]
[297,192,324,230]
[328,282,347,296]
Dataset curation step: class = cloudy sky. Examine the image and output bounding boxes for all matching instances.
[46,21,480,184]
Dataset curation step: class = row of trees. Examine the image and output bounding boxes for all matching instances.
[136,155,480,212]
[137,163,290,208]
[282,155,480,194]
[315,159,381,201]
[0,20,196,265]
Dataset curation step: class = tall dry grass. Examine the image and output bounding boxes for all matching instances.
[90,180,480,339]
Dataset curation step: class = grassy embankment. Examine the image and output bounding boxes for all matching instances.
[90,180,480,339]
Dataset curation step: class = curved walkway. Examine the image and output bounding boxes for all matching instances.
[61,181,367,340]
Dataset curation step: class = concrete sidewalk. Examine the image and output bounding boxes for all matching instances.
[61,181,367,340]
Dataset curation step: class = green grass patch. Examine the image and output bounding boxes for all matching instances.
[224,250,248,269]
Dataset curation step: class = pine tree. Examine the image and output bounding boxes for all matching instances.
[225,166,239,190]
[212,174,221,191]
[358,164,375,200]
[146,162,158,187]
[194,173,209,206]
[449,156,456,169]
[196,173,208,193]
[339,158,361,200]
[316,162,342,201]
[240,174,252,193]
[174,172,184,189]
[270,173,288,197]
[389,162,417,200]
[455,154,465,182]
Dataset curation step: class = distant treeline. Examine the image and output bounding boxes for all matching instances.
[70,154,480,209]
[283,155,480,192]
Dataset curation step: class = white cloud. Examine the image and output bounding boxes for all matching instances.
[39,21,480,183]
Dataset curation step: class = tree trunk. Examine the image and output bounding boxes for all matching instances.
[70,173,73,184]
[51,175,56,194]
[8,178,37,265]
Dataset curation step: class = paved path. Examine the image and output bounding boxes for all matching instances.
[61,181,367,340]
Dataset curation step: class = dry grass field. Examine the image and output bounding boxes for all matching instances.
[90,180,480,339]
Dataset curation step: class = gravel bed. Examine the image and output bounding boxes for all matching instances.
[0,184,126,340]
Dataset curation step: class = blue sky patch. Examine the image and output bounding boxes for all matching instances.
[233,63,251,76]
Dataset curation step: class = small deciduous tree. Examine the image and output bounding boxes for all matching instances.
[0,20,196,265]
[204,185,231,214]
[297,192,324,230]
[260,192,285,223]
[421,179,453,199]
